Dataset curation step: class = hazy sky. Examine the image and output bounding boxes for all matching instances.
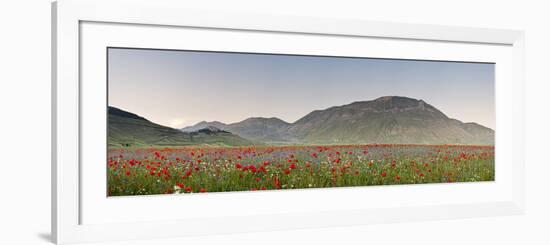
[108,48,495,129]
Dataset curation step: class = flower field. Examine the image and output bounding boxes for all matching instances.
[107,144,494,196]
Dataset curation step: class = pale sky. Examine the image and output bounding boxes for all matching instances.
[108,48,495,129]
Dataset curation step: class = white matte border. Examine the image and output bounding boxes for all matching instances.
[53,0,525,244]
[80,21,513,225]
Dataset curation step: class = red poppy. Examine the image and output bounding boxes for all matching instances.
[274,178,282,189]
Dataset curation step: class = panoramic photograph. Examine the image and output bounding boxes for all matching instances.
[107,48,495,196]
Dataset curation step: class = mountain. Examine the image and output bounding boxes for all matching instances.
[180,96,494,145]
[286,96,494,145]
[108,106,254,147]
[225,117,291,143]
[182,117,291,143]
[181,121,227,133]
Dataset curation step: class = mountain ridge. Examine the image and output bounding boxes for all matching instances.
[180,96,494,145]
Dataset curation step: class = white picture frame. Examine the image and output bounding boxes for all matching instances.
[52,0,525,244]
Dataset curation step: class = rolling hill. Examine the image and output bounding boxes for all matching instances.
[108,106,254,147]
[182,117,292,143]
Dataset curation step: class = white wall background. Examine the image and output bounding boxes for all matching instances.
[0,0,548,244]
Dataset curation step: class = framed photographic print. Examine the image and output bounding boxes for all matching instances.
[52,0,525,244]
[107,48,497,196]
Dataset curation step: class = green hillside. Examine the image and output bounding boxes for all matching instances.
[287,96,494,145]
[108,107,255,147]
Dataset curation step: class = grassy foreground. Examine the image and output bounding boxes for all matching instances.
[107,144,494,196]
